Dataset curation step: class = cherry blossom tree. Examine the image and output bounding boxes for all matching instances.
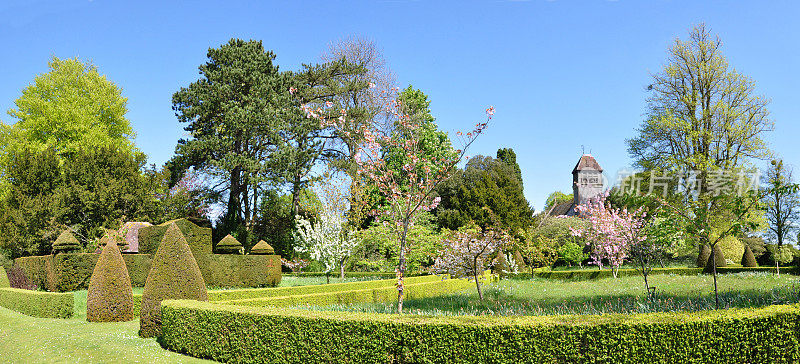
[302,86,493,312]
[570,193,647,279]
[432,223,508,300]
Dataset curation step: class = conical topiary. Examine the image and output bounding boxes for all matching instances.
[87,238,134,322]
[703,244,727,274]
[139,223,208,338]
[0,267,9,288]
[696,244,711,268]
[53,230,81,254]
[216,234,243,254]
[250,240,274,255]
[741,245,758,267]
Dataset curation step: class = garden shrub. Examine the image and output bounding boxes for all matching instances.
[139,223,208,338]
[0,288,73,318]
[14,255,50,289]
[52,230,81,254]
[122,254,152,287]
[215,234,243,254]
[138,218,212,257]
[704,244,727,273]
[87,239,134,322]
[0,267,9,288]
[742,245,758,267]
[696,244,711,268]
[205,254,281,288]
[160,301,800,363]
[717,235,744,266]
[14,253,151,291]
[250,240,274,255]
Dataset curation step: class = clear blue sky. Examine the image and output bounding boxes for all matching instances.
[1,0,799,211]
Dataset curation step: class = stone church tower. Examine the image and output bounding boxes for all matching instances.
[572,154,604,206]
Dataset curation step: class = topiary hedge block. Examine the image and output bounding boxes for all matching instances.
[138,218,212,257]
[742,245,758,267]
[205,254,281,288]
[0,267,9,288]
[14,255,51,290]
[139,223,208,338]
[52,230,80,254]
[87,239,134,322]
[250,240,274,255]
[697,244,711,268]
[161,301,800,363]
[0,288,73,318]
[215,234,243,254]
[704,244,727,274]
[14,253,152,292]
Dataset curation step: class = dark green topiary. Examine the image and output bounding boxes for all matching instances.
[52,230,80,254]
[0,267,9,288]
[250,240,274,255]
[742,245,758,267]
[139,223,208,338]
[696,244,711,268]
[87,238,134,322]
[216,234,243,254]
[703,244,727,274]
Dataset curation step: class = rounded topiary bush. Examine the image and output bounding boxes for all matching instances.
[139,223,208,338]
[250,240,274,255]
[742,245,758,267]
[216,234,243,254]
[53,230,80,254]
[87,238,134,322]
[703,244,726,273]
[696,244,711,268]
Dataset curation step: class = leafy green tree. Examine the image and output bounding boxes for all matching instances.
[763,159,800,247]
[543,191,572,213]
[558,241,586,267]
[435,150,533,233]
[3,57,135,158]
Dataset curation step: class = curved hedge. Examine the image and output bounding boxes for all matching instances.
[161,301,800,363]
[0,288,73,318]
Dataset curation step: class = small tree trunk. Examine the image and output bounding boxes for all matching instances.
[711,246,719,309]
[326,272,330,284]
[474,269,484,300]
[340,261,346,280]
[776,254,781,277]
[397,221,410,314]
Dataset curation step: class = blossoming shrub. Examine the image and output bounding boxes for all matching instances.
[160,301,800,363]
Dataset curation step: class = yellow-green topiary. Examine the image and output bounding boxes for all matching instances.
[52,230,80,254]
[87,238,134,322]
[216,234,243,254]
[0,267,9,288]
[742,245,758,267]
[139,223,208,338]
[250,240,274,255]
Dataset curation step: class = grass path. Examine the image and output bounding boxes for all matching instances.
[0,306,211,363]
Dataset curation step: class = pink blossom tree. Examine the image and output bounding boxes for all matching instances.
[432,223,508,300]
[302,87,493,313]
[570,193,647,279]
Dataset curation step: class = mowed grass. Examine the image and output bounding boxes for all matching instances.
[315,272,800,316]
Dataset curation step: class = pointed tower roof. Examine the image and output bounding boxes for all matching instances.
[572,154,603,173]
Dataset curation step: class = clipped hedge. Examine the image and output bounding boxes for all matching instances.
[206,254,281,288]
[208,274,442,302]
[14,253,153,292]
[0,288,73,318]
[286,271,420,278]
[87,239,134,322]
[220,277,474,307]
[512,266,800,280]
[161,301,800,363]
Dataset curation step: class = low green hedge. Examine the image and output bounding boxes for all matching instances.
[286,271,423,278]
[207,274,441,302]
[0,267,9,288]
[161,301,800,363]
[219,277,474,307]
[512,266,799,280]
[0,288,73,318]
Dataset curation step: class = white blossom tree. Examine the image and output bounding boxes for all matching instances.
[294,174,358,282]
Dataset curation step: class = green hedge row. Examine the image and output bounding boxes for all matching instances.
[511,266,799,280]
[219,277,474,307]
[207,274,442,302]
[0,288,74,318]
[161,301,800,363]
[285,271,425,278]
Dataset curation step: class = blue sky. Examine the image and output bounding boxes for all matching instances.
[1,0,799,211]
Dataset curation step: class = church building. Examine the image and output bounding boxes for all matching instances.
[550,154,604,216]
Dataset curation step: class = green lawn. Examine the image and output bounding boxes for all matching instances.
[315,272,800,316]
[0,306,211,363]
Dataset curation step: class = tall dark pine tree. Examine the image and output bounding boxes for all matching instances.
[170,39,284,242]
